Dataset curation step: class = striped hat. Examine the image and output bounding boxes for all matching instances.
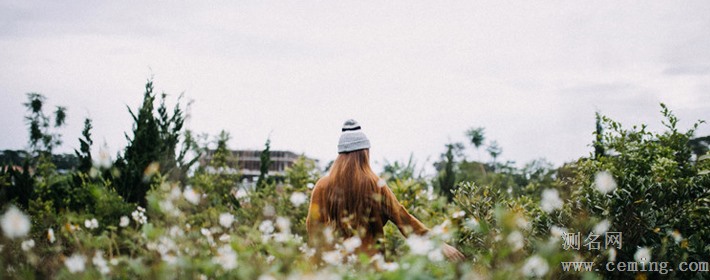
[338,119,371,153]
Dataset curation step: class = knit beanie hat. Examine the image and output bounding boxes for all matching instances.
[338,119,371,153]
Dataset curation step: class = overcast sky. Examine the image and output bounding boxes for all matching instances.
[1,1,709,174]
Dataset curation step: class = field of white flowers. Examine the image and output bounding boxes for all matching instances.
[1,92,708,279]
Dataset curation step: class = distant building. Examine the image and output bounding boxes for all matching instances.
[200,149,316,185]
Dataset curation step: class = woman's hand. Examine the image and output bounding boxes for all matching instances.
[442,243,465,262]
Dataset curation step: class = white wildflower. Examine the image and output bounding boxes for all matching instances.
[258,274,277,280]
[321,250,342,265]
[262,205,275,217]
[266,255,275,264]
[159,199,180,217]
[168,226,184,238]
[521,255,549,277]
[131,207,147,224]
[92,250,110,275]
[608,248,617,262]
[634,247,651,263]
[406,234,434,255]
[213,244,238,270]
[346,254,358,264]
[93,145,112,169]
[259,220,274,235]
[219,213,235,228]
[47,228,56,243]
[21,239,35,251]
[84,218,99,229]
[668,230,682,243]
[219,234,231,243]
[1,205,31,239]
[343,236,362,253]
[381,262,399,271]
[64,254,87,273]
[307,183,315,189]
[593,219,611,234]
[507,231,524,251]
[452,210,466,219]
[540,189,563,213]
[143,162,159,178]
[234,188,248,199]
[371,254,399,271]
[515,216,531,230]
[169,186,182,200]
[464,217,479,230]
[594,171,617,194]
[549,226,567,243]
[162,254,178,265]
[276,217,291,233]
[431,220,452,240]
[156,236,178,257]
[201,228,212,237]
[299,244,316,258]
[323,227,334,244]
[274,232,292,242]
[290,192,307,207]
[119,216,130,227]
[183,187,200,205]
[427,248,445,262]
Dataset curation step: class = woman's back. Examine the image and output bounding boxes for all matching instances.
[306,119,463,262]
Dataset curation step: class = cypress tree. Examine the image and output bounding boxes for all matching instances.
[113,81,161,205]
[438,143,457,202]
[74,118,93,173]
[257,138,271,189]
[594,112,605,160]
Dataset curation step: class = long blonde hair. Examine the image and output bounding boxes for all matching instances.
[322,149,382,237]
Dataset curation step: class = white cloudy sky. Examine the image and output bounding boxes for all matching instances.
[1,1,709,174]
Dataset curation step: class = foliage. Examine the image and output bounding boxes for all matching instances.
[486,141,502,169]
[257,138,272,190]
[559,104,710,279]
[24,93,66,156]
[112,80,192,206]
[75,119,94,173]
[434,143,464,202]
[285,155,319,191]
[2,86,709,280]
[594,111,605,160]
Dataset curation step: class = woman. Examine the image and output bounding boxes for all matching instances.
[306,119,465,263]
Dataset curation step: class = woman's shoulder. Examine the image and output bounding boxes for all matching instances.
[312,175,330,191]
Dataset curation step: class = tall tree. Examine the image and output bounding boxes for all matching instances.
[24,93,66,157]
[112,80,190,206]
[486,141,502,172]
[211,130,232,169]
[436,143,463,202]
[593,112,605,160]
[257,138,271,189]
[113,81,161,205]
[74,118,93,173]
[465,127,486,161]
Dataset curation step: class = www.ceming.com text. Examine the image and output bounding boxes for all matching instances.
[561,261,709,275]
